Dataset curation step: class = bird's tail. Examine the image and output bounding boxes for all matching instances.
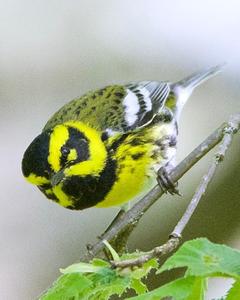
[168,64,225,120]
[172,64,225,91]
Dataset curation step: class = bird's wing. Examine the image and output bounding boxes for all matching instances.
[43,81,170,134]
[124,81,170,129]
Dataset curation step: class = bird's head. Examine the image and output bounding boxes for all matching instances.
[22,121,107,209]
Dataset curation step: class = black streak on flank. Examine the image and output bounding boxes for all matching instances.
[109,133,130,151]
[131,152,145,160]
[130,138,143,146]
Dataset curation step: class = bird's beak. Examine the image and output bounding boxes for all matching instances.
[51,169,65,186]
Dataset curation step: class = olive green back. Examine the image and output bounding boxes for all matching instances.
[43,85,127,132]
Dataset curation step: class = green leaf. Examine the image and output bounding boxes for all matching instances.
[41,265,131,300]
[226,280,240,300]
[86,269,130,300]
[158,238,240,279]
[186,277,207,300]
[61,262,103,274]
[130,258,158,280]
[41,239,240,299]
[39,273,92,300]
[103,240,120,261]
[91,258,110,267]
[128,276,197,300]
[130,277,148,295]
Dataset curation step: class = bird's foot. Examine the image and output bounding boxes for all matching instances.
[157,167,182,196]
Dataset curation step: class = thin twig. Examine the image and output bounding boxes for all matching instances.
[111,236,180,268]
[172,113,240,236]
[171,163,217,238]
[111,114,240,268]
[82,114,240,262]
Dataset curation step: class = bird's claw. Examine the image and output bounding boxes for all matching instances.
[157,167,182,196]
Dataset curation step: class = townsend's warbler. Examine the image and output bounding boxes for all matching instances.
[22,65,222,210]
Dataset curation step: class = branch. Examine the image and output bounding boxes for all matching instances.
[111,114,240,268]
[111,236,180,268]
[172,114,240,236]
[82,114,240,262]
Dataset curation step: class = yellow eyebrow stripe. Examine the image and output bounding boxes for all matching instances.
[48,125,69,172]
[64,121,107,177]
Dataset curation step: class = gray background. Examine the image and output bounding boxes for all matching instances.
[0,1,240,299]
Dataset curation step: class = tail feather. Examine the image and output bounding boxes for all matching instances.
[172,64,225,91]
[168,64,225,121]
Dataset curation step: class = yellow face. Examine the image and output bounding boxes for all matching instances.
[22,121,107,210]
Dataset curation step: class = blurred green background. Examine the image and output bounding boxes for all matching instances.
[0,1,240,299]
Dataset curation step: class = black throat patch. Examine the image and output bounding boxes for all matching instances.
[61,152,117,210]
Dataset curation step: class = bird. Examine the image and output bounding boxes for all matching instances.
[22,65,222,210]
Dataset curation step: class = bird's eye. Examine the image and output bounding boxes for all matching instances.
[61,146,70,157]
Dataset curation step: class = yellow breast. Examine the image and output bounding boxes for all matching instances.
[97,122,176,208]
[96,136,153,207]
